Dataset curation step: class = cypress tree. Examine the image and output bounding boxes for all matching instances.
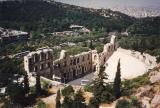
[56,89,61,108]
[36,73,41,95]
[24,73,30,94]
[114,59,121,99]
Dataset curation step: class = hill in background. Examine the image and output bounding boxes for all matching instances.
[0,0,135,33]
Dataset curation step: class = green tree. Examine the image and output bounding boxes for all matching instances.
[131,96,142,108]
[95,66,108,85]
[37,100,47,108]
[62,96,72,108]
[73,90,86,108]
[114,59,121,99]
[88,97,99,108]
[36,74,41,95]
[90,66,114,107]
[0,57,23,87]
[116,99,131,108]
[56,89,61,108]
[61,85,74,97]
[24,73,30,94]
[6,83,25,103]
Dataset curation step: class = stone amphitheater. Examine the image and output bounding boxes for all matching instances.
[24,35,157,84]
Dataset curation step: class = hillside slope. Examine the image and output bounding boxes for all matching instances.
[127,17,160,35]
[0,0,134,33]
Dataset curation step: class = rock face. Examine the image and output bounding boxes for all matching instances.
[151,95,160,108]
[134,64,160,108]
[136,85,152,98]
[150,72,160,84]
[150,64,160,84]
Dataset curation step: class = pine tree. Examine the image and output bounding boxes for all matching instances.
[92,65,108,107]
[56,89,61,108]
[114,59,121,99]
[24,73,30,94]
[95,65,108,85]
[36,73,41,95]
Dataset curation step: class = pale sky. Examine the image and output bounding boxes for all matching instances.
[0,0,160,8]
[55,0,160,8]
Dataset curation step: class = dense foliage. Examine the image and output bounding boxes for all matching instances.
[121,73,150,96]
[115,98,142,108]
[60,86,86,108]
[115,99,132,108]
[128,17,160,35]
[88,66,115,107]
[0,57,24,87]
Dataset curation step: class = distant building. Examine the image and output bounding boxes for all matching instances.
[70,24,91,33]
[0,27,29,44]
[52,31,77,36]
[51,25,90,37]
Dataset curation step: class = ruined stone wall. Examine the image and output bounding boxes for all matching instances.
[24,35,117,83]
[24,48,53,79]
[53,50,93,83]
[53,35,117,82]
[98,35,117,66]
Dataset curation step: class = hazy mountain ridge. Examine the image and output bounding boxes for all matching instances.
[55,0,160,18]
[111,6,160,18]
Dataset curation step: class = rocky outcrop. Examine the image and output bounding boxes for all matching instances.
[151,94,160,108]
[149,64,160,83]
[134,64,160,108]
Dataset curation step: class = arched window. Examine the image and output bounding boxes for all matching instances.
[94,55,97,60]
[77,58,79,64]
[82,56,85,62]
[34,66,38,72]
[73,59,76,65]
[35,54,39,62]
[70,60,72,65]
[88,55,90,60]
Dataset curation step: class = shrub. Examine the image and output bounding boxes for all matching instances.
[37,100,47,108]
[116,99,131,108]
[61,85,74,97]
[131,96,142,108]
[84,83,93,92]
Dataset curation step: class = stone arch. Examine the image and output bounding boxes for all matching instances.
[94,55,97,60]
[77,58,80,64]
[82,66,85,74]
[35,54,39,62]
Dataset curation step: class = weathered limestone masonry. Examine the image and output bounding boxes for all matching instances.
[24,48,54,79]
[53,35,117,83]
[53,50,94,83]
[24,35,117,83]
